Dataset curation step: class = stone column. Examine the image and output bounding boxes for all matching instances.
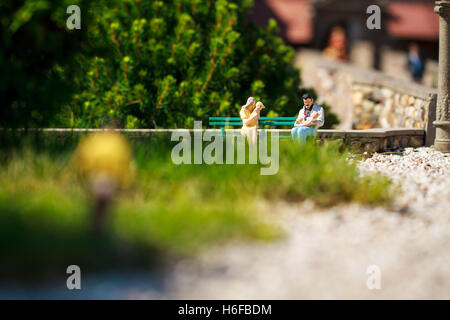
[434,1,450,152]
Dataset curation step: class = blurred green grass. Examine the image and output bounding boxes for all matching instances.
[0,132,393,277]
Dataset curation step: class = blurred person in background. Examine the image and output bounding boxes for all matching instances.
[407,42,425,83]
[323,25,348,62]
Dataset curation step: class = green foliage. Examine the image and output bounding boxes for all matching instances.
[321,103,340,129]
[0,0,340,129]
[0,133,391,275]
[67,0,307,128]
[0,0,95,128]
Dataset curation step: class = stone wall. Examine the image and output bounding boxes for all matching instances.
[1,128,425,153]
[379,47,439,88]
[295,49,438,146]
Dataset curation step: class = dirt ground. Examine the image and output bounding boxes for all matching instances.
[133,148,450,299]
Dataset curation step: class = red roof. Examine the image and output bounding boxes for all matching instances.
[387,2,439,40]
[264,0,312,43]
[251,0,439,44]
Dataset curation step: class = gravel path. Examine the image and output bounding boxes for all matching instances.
[133,147,450,299]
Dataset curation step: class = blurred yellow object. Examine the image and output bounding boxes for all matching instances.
[73,131,135,187]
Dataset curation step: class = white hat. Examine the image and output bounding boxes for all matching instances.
[243,97,255,108]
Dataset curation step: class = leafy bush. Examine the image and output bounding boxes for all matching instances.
[0,0,95,128]
[66,0,315,128]
[1,0,340,129]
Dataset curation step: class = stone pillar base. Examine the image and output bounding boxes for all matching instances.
[433,120,450,152]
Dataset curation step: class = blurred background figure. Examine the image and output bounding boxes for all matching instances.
[323,25,348,62]
[407,42,425,83]
[73,131,135,232]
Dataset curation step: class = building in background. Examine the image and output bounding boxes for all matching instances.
[248,0,439,86]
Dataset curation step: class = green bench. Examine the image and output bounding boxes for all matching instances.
[209,117,297,138]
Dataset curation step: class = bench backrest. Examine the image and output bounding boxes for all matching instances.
[209,117,297,127]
